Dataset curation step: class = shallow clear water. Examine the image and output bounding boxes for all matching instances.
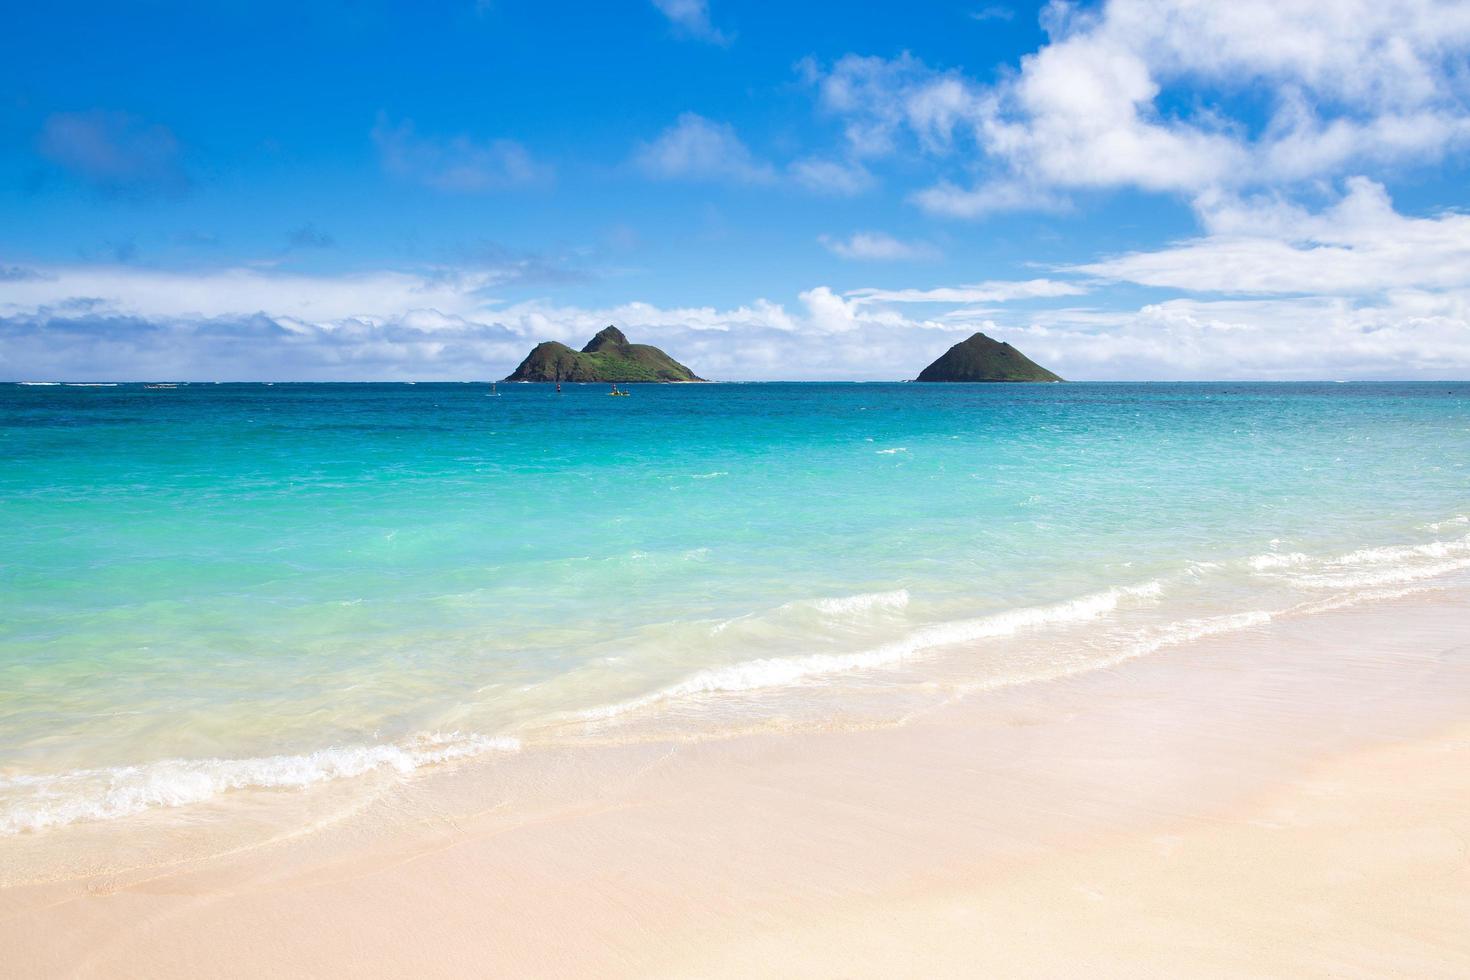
[2,381,1468,831]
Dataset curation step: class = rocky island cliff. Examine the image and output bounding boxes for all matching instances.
[504,326,704,383]
[915,332,1063,382]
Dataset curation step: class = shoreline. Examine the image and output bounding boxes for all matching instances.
[3,586,1469,976]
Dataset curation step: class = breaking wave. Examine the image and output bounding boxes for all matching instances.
[575,581,1164,722]
[0,732,520,835]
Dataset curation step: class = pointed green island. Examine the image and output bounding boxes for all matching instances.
[504,326,704,383]
[915,332,1063,382]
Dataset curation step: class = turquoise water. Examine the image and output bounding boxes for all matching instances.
[3,381,1469,832]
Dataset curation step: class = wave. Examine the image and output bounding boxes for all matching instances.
[947,609,1278,701]
[1248,532,1470,589]
[0,731,520,835]
[1288,557,1470,590]
[15,522,1467,834]
[808,589,911,617]
[1246,552,1311,571]
[1123,609,1275,658]
[709,588,912,635]
[576,581,1163,722]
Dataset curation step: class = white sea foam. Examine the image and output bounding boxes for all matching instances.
[1123,610,1275,658]
[18,381,60,386]
[1333,536,1470,566]
[1246,552,1311,571]
[945,608,1278,702]
[0,732,520,834]
[876,447,908,455]
[711,589,911,635]
[808,589,911,617]
[576,581,1164,722]
[1247,532,1470,589]
[1289,558,1470,590]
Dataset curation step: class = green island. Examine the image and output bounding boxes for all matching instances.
[504,326,704,383]
[915,332,1064,382]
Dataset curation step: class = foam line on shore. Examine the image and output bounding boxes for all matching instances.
[0,732,520,834]
[574,581,1165,723]
[1247,532,1470,589]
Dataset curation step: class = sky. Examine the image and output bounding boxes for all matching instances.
[3,0,1470,381]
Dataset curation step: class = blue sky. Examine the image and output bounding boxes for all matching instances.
[3,0,1470,380]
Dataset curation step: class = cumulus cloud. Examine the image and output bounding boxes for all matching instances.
[4,252,1469,381]
[371,115,550,192]
[651,0,731,45]
[632,113,776,184]
[802,1,1470,212]
[8,177,1470,382]
[0,260,965,381]
[1005,293,1470,381]
[37,110,189,198]
[1074,178,1470,295]
[820,231,940,261]
[803,53,979,159]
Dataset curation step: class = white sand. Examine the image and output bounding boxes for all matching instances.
[2,591,1468,978]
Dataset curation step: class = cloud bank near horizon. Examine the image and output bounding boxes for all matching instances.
[6,175,1470,382]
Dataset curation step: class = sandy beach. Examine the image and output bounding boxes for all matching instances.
[9,0,1470,975]
[3,587,1468,978]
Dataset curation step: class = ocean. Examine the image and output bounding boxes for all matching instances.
[2,381,1468,833]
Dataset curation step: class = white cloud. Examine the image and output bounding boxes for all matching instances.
[847,278,1087,304]
[788,157,875,196]
[372,115,550,192]
[635,121,876,194]
[805,53,981,159]
[820,232,940,261]
[0,265,496,324]
[0,262,957,381]
[803,1,1470,211]
[651,0,731,45]
[10,178,1470,382]
[633,113,776,184]
[911,178,1069,218]
[1075,178,1470,295]
[1008,293,1470,381]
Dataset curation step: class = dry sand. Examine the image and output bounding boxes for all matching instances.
[2,591,1468,978]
